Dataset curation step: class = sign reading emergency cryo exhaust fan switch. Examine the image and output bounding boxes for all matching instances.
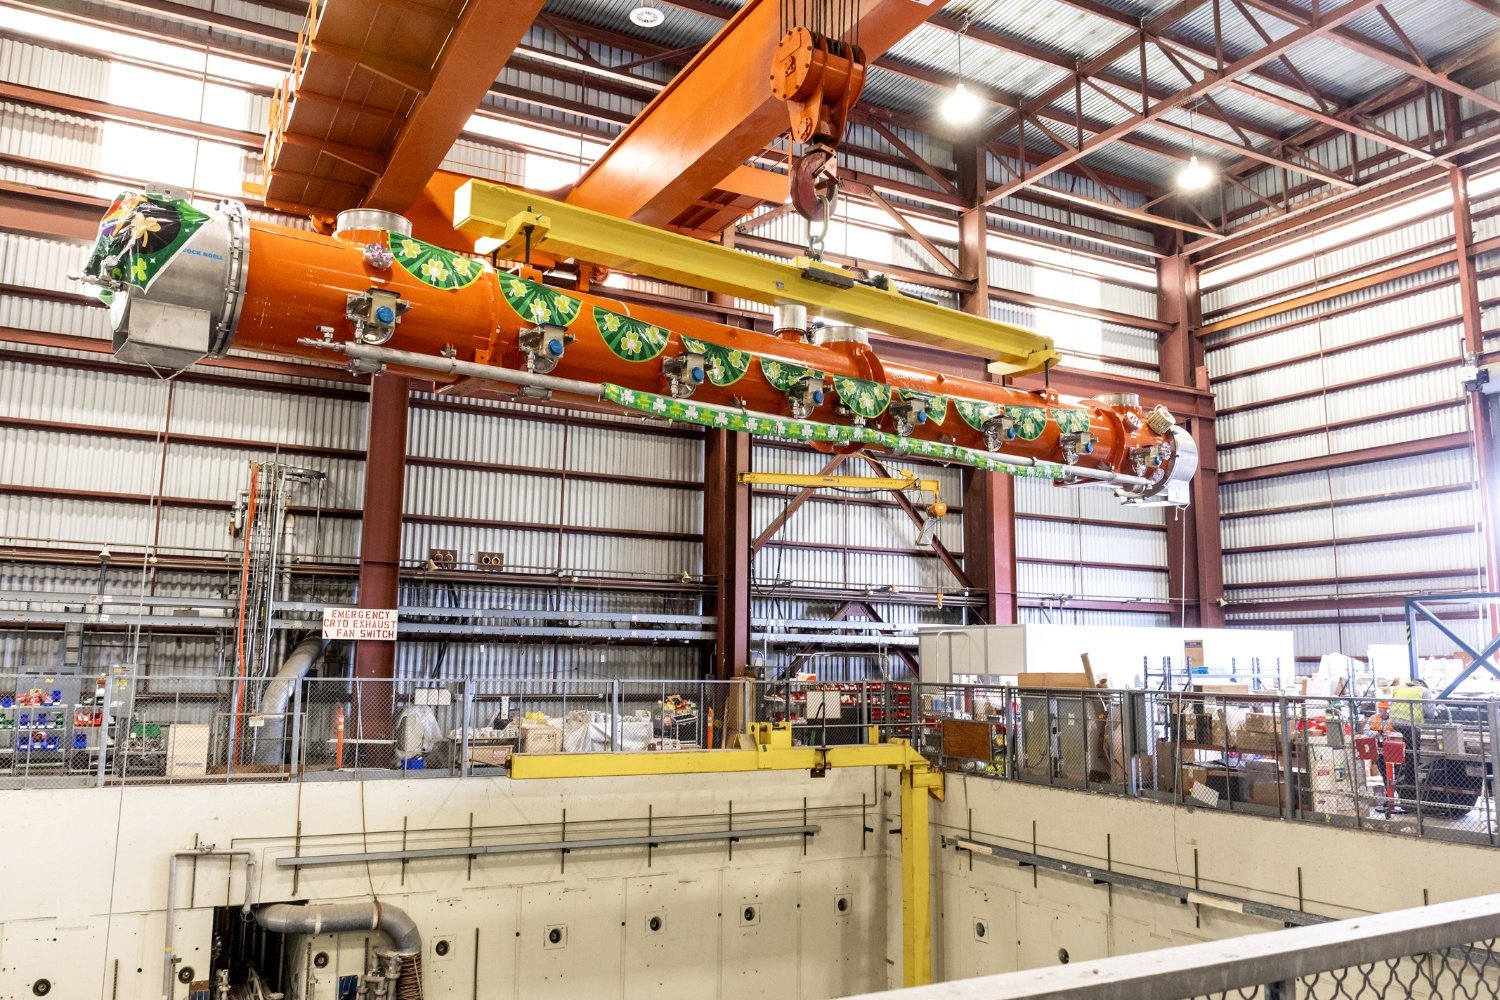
[322,608,398,640]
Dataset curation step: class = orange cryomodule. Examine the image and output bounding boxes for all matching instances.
[91,194,1195,504]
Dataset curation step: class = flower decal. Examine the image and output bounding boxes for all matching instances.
[592,307,668,362]
[680,336,750,386]
[831,376,891,419]
[387,234,482,289]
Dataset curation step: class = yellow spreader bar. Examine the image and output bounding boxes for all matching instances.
[453,180,1059,377]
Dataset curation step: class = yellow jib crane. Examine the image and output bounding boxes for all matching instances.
[508,722,945,987]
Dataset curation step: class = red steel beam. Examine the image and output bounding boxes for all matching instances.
[962,468,1018,625]
[352,373,409,748]
[564,0,941,227]
[363,0,547,212]
[705,429,751,679]
[984,0,1385,206]
[1453,167,1500,616]
[749,453,850,555]
[1159,254,1224,627]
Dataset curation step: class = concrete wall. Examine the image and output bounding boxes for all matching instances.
[931,774,1500,982]
[0,769,892,1000]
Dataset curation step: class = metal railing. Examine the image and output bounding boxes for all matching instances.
[927,684,1500,849]
[847,892,1500,999]
[0,671,1497,851]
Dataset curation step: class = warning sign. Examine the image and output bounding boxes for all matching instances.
[323,607,398,641]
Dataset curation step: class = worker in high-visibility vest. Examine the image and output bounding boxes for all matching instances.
[1388,679,1430,804]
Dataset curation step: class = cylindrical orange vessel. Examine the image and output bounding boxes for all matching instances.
[85,192,1195,502]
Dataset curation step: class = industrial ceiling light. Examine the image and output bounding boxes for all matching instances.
[1177,154,1214,193]
[939,16,983,127]
[629,1,664,27]
[941,83,983,126]
[1176,101,1214,193]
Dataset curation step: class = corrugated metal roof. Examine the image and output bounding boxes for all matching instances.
[964,0,1133,64]
[542,0,724,50]
[1341,0,1500,68]
[889,21,1069,100]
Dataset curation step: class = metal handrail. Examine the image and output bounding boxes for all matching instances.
[846,893,1500,999]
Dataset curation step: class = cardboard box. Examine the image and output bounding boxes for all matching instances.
[1017,672,1092,689]
[1248,779,1282,808]
[467,745,512,768]
[520,722,562,754]
[1243,712,1279,734]
[1193,682,1250,695]
[1180,764,1209,792]
[1156,739,1179,791]
[1234,730,1281,754]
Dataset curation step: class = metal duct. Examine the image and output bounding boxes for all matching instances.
[251,636,329,765]
[257,900,423,997]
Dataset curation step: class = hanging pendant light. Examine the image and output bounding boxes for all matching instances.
[1177,155,1214,192]
[1176,102,1215,192]
[939,17,983,127]
[941,83,983,126]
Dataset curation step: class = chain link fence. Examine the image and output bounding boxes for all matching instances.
[1,669,1497,854]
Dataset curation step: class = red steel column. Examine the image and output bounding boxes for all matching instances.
[1160,254,1224,627]
[963,468,1018,624]
[354,372,409,748]
[957,147,1018,624]
[1453,167,1500,600]
[704,428,751,679]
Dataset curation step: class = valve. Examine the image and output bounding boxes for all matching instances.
[1128,445,1163,476]
[518,324,573,374]
[786,375,825,418]
[662,352,707,398]
[888,397,928,438]
[345,287,408,345]
[1060,432,1095,465]
[981,414,1016,452]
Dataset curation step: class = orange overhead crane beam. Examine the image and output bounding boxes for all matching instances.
[261,0,545,221]
[564,0,941,230]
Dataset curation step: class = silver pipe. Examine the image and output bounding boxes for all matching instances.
[299,338,604,398]
[252,635,329,765]
[163,849,256,1000]
[255,899,423,955]
[299,339,1152,489]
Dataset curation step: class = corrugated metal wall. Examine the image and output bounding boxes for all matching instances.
[1,9,1182,685]
[1201,173,1500,663]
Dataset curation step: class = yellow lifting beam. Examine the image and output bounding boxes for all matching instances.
[508,722,944,987]
[738,470,941,496]
[452,179,1059,376]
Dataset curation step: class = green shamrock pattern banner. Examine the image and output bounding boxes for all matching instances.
[84,191,209,300]
[593,307,669,362]
[680,336,751,386]
[498,275,582,328]
[954,398,1003,432]
[833,376,891,419]
[389,233,483,290]
[898,389,949,426]
[1053,407,1092,435]
[759,358,825,392]
[600,384,1068,480]
[1007,405,1048,441]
